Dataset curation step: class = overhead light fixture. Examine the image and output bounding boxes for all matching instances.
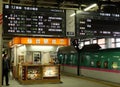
[70,3,97,17]
[70,10,82,17]
[84,3,97,11]
[70,13,76,17]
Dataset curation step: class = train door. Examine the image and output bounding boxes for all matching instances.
[85,54,91,67]
[92,52,100,68]
[57,53,65,71]
[57,53,64,64]
[110,58,120,70]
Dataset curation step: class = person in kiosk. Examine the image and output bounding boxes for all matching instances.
[2,54,10,86]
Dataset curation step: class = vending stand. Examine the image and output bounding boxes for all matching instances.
[9,37,70,84]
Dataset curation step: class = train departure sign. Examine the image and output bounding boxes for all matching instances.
[3,4,65,37]
[76,11,120,38]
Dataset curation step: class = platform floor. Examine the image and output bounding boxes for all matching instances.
[2,73,120,87]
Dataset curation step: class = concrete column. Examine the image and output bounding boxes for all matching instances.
[14,46,17,66]
[0,0,3,86]
[90,38,93,44]
[106,38,112,48]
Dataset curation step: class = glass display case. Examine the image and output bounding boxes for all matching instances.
[18,64,61,84]
[27,66,42,80]
[43,65,59,79]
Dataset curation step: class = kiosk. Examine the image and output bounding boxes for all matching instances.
[9,37,70,84]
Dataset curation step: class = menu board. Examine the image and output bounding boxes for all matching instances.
[76,11,120,38]
[3,4,65,37]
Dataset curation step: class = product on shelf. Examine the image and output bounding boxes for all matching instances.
[43,66,58,77]
[27,67,41,80]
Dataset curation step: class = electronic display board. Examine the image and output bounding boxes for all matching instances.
[3,4,65,37]
[76,11,120,38]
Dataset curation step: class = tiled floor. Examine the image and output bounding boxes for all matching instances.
[2,74,120,87]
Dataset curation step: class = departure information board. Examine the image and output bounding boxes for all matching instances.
[3,4,65,37]
[76,11,120,38]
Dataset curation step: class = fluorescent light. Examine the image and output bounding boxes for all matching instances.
[84,3,97,11]
[70,3,97,17]
[70,13,75,17]
[70,10,82,17]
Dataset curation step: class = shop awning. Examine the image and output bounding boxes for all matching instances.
[9,37,70,47]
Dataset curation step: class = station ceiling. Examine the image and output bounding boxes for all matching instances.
[2,0,120,47]
[10,0,120,10]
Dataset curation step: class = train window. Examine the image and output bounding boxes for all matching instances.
[69,55,73,65]
[81,55,84,62]
[104,61,108,68]
[96,61,101,68]
[64,54,67,64]
[112,62,118,69]
[90,61,94,67]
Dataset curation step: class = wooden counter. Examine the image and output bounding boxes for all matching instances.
[17,64,61,84]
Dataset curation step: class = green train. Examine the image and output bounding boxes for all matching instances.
[57,45,120,83]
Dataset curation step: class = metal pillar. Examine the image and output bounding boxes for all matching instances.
[0,0,3,86]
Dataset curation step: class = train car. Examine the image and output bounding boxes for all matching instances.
[58,44,120,84]
[80,48,120,84]
[57,46,78,75]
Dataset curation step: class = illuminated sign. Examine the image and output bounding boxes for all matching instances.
[9,37,70,46]
[76,12,120,38]
[3,4,65,37]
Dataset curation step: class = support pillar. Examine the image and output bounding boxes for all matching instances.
[0,0,3,86]
[106,38,112,48]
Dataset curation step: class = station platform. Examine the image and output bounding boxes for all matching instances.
[2,73,120,87]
